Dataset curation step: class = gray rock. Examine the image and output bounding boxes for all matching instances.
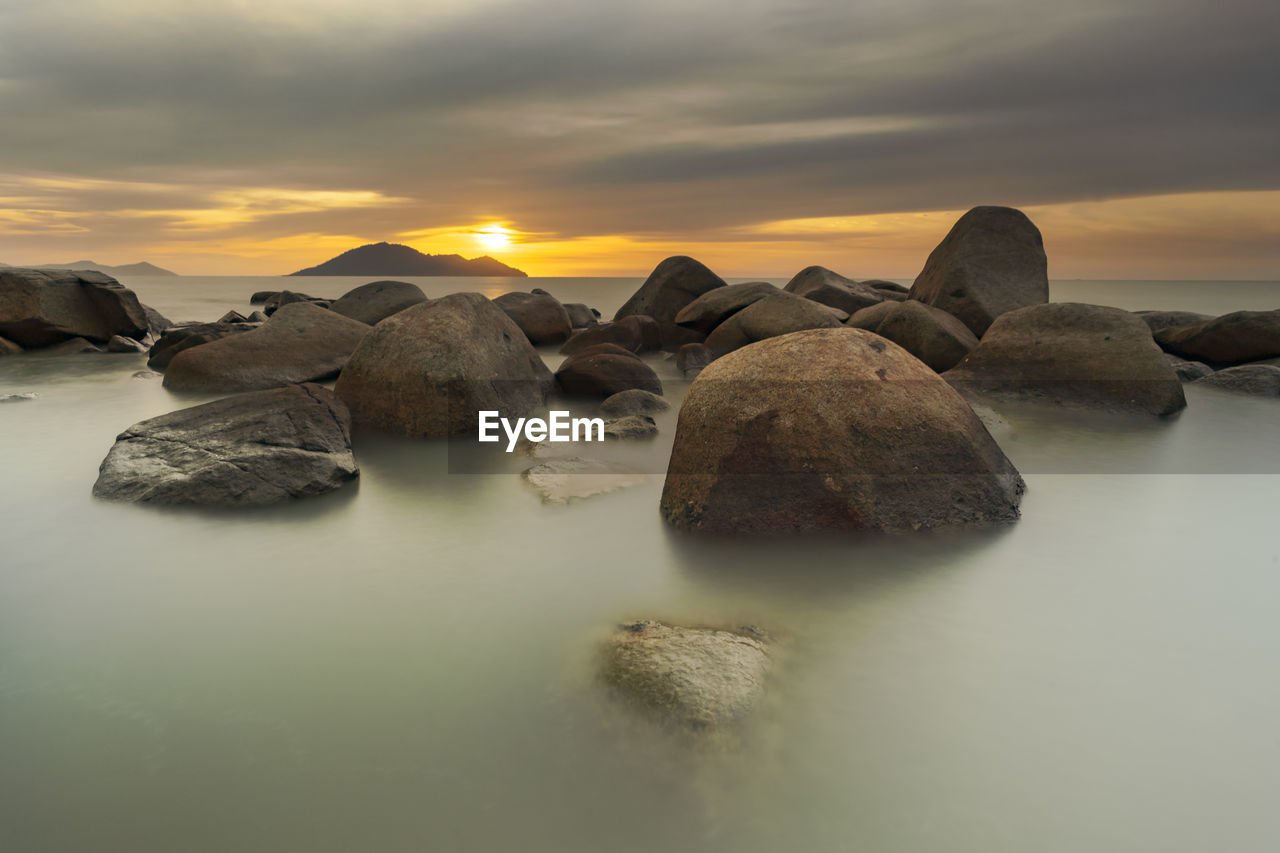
[1191,364,1280,398]
[0,392,38,402]
[92,383,358,505]
[673,281,779,335]
[601,620,771,731]
[107,335,148,353]
[600,388,670,417]
[1154,310,1280,366]
[614,256,727,348]
[1165,354,1214,382]
[603,415,658,439]
[908,206,1050,336]
[218,310,249,324]
[263,290,327,316]
[866,279,909,294]
[523,457,647,503]
[147,322,258,370]
[247,311,269,323]
[784,266,886,314]
[662,327,1025,534]
[493,291,573,344]
[329,280,428,325]
[249,291,278,304]
[0,267,150,347]
[560,316,663,355]
[676,342,712,379]
[1136,310,1213,334]
[563,303,599,329]
[335,292,553,437]
[163,303,370,393]
[704,292,845,356]
[945,303,1186,417]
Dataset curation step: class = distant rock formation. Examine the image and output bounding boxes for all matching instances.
[290,242,527,277]
[0,260,178,276]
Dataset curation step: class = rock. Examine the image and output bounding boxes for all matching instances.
[147,322,258,370]
[329,280,428,325]
[1,392,38,402]
[845,301,898,330]
[855,300,978,372]
[944,302,1186,416]
[560,316,662,355]
[92,383,358,506]
[493,291,573,344]
[263,290,326,316]
[142,305,173,343]
[40,337,104,354]
[247,311,269,323]
[601,620,770,731]
[907,206,1050,336]
[1136,310,1213,334]
[784,266,886,314]
[1154,310,1280,366]
[334,292,553,437]
[163,303,370,393]
[676,342,712,379]
[703,292,844,356]
[249,290,278,304]
[1190,364,1280,398]
[661,327,1025,534]
[132,370,162,380]
[673,281,779,335]
[0,335,21,355]
[556,348,662,398]
[0,267,150,347]
[106,335,148,353]
[1165,354,1214,382]
[866,280,909,294]
[523,457,647,503]
[218,310,249,324]
[603,415,658,439]
[614,256,727,348]
[563,303,598,329]
[600,389,670,417]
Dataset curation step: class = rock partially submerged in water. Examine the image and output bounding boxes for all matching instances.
[92,383,358,505]
[601,620,771,731]
[0,267,151,348]
[1166,354,1214,382]
[148,321,258,370]
[0,335,21,355]
[1155,310,1280,367]
[850,299,978,372]
[1191,364,1280,398]
[523,457,647,503]
[662,327,1025,535]
[945,303,1186,417]
[329,280,428,325]
[163,303,371,393]
[1137,310,1213,334]
[676,342,712,379]
[603,414,658,439]
[784,266,886,315]
[908,206,1050,336]
[555,346,662,398]
[614,256,727,349]
[599,388,670,418]
[674,281,779,335]
[493,290,573,344]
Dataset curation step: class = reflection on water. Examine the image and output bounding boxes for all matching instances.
[2,276,1279,852]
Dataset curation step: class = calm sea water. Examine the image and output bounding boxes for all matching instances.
[2,276,1279,852]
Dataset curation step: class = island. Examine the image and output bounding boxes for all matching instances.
[290,242,527,277]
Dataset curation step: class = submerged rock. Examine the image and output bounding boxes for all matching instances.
[908,206,1050,336]
[603,415,658,439]
[676,342,712,379]
[329,280,428,325]
[0,267,150,348]
[106,335,148,353]
[556,348,662,398]
[1191,364,1280,398]
[601,620,771,731]
[614,256,726,348]
[662,327,1025,535]
[0,335,21,355]
[147,321,258,370]
[1154,310,1280,366]
[92,383,358,505]
[1,392,38,402]
[523,457,647,503]
[1165,354,1214,382]
[599,388,670,418]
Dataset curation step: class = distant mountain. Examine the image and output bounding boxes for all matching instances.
[290,242,527,277]
[0,260,178,276]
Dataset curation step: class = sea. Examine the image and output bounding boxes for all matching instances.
[2,275,1279,852]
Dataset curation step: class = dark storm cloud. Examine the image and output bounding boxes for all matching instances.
[0,0,1275,237]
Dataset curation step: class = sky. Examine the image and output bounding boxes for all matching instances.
[0,0,1276,278]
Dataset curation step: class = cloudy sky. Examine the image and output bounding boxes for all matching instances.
[0,0,1275,277]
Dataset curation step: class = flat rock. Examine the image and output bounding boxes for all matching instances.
[614,256,726,348]
[493,291,573,344]
[945,302,1186,416]
[674,281,779,335]
[335,292,553,437]
[523,457,647,503]
[1154,310,1280,366]
[329,280,428,325]
[163,303,370,393]
[600,389,670,417]
[92,383,358,505]
[908,206,1050,336]
[662,327,1025,534]
[603,415,658,439]
[0,267,150,347]
[704,292,844,356]
[1191,364,1280,398]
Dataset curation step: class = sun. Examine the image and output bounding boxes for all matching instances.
[473,223,514,252]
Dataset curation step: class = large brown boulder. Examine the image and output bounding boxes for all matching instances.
[493,291,573,344]
[163,303,370,393]
[908,206,1049,336]
[0,268,149,347]
[1154,310,1280,366]
[555,348,662,398]
[784,266,886,314]
[704,292,845,356]
[329,280,428,325]
[661,327,1025,534]
[334,292,553,437]
[944,302,1186,416]
[92,383,358,505]
[674,281,779,335]
[147,322,258,370]
[854,300,978,372]
[613,256,726,348]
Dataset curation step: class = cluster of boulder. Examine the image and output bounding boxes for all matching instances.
[0,268,171,354]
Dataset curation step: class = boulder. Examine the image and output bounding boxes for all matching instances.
[614,256,727,348]
[1,392,38,402]
[661,327,1025,534]
[908,206,1050,336]
[845,301,898,331]
[92,383,357,505]
[147,322,258,370]
[334,292,553,437]
[784,266,885,314]
[1165,355,1214,382]
[944,303,1186,417]
[493,291,573,344]
[1191,364,1280,398]
[603,415,658,439]
[563,303,599,329]
[329,280,428,325]
[676,343,712,379]
[601,620,770,731]
[163,303,370,393]
[523,457,647,503]
[0,335,21,355]
[856,300,978,372]
[600,388,670,417]
[263,290,327,316]
[249,290,278,304]
[1154,310,1280,366]
[142,305,173,343]
[218,310,249,324]
[866,280,909,294]
[247,310,269,323]
[1136,310,1213,334]
[555,348,662,398]
[673,281,779,335]
[560,316,662,355]
[704,292,844,356]
[106,335,148,353]
[0,267,149,347]
[40,337,103,354]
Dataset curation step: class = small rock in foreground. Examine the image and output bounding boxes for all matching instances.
[523,457,648,503]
